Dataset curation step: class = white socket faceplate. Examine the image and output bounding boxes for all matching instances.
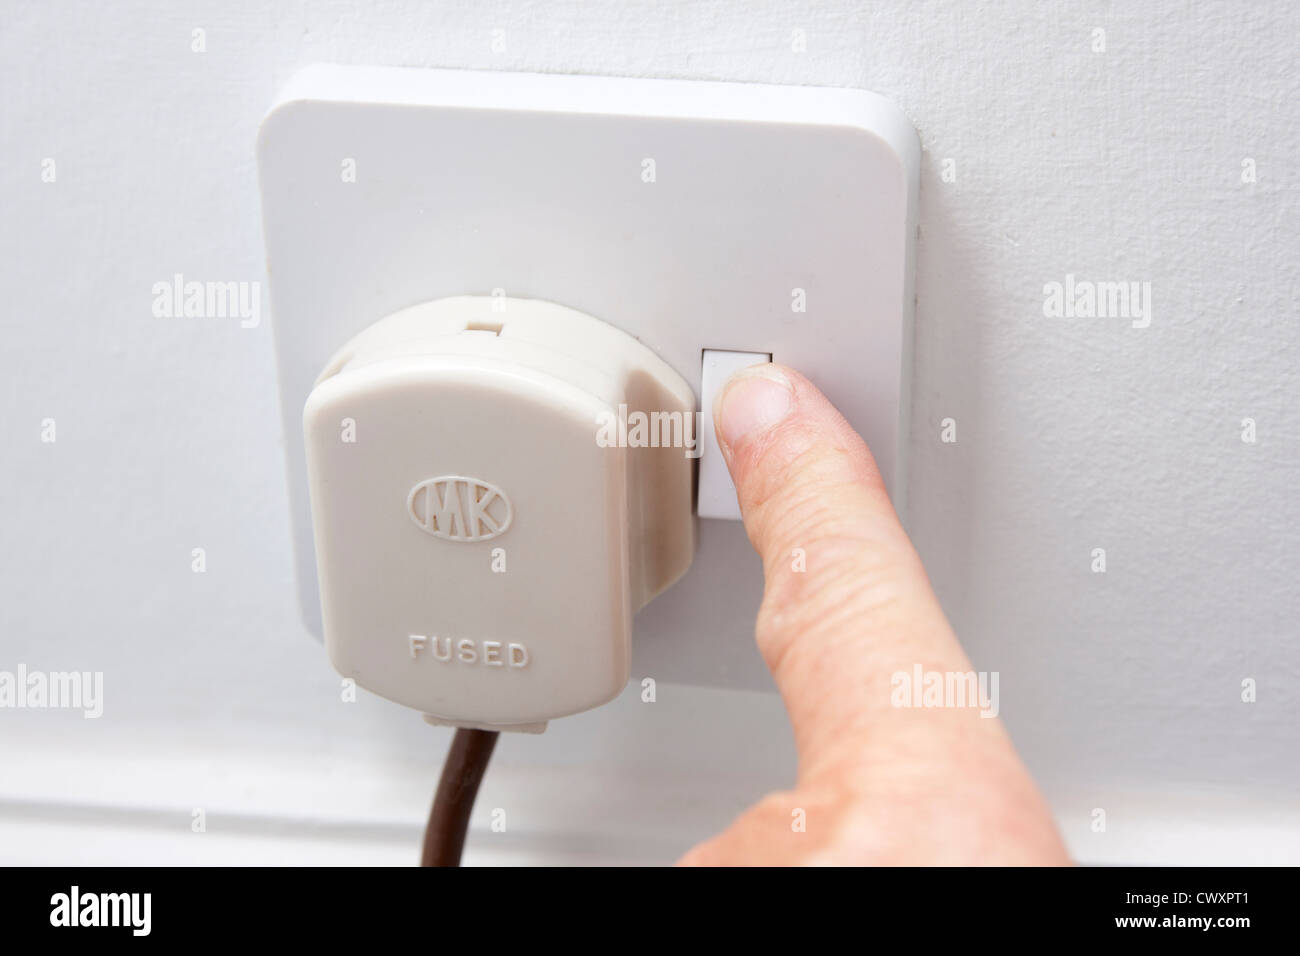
[258,65,918,692]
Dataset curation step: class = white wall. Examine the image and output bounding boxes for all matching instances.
[2,0,1297,865]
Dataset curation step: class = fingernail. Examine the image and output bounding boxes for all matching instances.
[717,365,793,449]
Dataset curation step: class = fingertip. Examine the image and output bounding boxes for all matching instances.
[715,363,886,526]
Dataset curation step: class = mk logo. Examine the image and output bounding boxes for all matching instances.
[407,476,513,542]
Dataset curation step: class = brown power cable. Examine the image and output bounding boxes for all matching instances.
[421,728,500,867]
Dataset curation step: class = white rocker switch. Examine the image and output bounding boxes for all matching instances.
[697,349,772,521]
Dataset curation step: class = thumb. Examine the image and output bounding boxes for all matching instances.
[714,364,1003,782]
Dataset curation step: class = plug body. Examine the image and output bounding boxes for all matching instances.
[303,296,696,730]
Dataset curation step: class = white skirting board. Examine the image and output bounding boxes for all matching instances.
[2,704,1296,866]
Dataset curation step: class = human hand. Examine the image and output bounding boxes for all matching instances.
[679,365,1069,866]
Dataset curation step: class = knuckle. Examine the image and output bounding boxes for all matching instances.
[753,536,913,681]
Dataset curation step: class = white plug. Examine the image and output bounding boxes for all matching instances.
[303,296,696,732]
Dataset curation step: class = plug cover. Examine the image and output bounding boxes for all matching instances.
[303,296,696,730]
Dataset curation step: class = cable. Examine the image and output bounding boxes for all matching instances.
[421,728,499,867]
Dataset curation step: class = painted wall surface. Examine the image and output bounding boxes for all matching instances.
[1,0,1296,864]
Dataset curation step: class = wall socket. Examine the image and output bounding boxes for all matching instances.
[258,64,918,691]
